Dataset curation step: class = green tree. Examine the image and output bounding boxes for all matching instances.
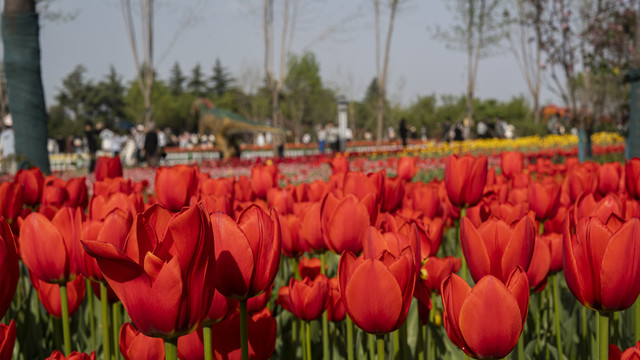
[168,62,186,95]
[187,63,207,97]
[210,58,232,97]
[85,65,127,129]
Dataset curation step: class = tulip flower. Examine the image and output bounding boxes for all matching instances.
[591,162,621,198]
[251,163,278,199]
[32,274,86,318]
[321,193,371,254]
[66,177,89,209]
[574,193,624,223]
[626,158,640,200]
[154,165,199,212]
[300,202,327,253]
[14,167,44,206]
[567,165,594,203]
[0,217,18,319]
[0,320,15,360]
[541,232,563,273]
[329,155,349,174]
[338,246,416,334]
[444,154,487,208]
[0,181,23,223]
[526,236,551,291]
[266,187,294,215]
[82,204,216,339]
[298,257,322,280]
[119,323,165,360]
[80,210,132,282]
[247,285,272,313]
[93,177,135,197]
[89,192,144,220]
[46,350,96,360]
[397,156,418,181]
[404,183,441,219]
[418,256,461,294]
[212,204,281,300]
[289,274,329,321]
[460,216,535,283]
[199,175,235,198]
[609,341,640,360]
[441,268,529,359]
[234,175,254,202]
[95,156,123,181]
[327,277,345,322]
[563,215,640,312]
[20,207,83,284]
[528,181,561,222]
[500,151,524,178]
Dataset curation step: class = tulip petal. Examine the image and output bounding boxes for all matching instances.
[441,274,471,354]
[459,276,523,358]
[20,213,68,283]
[460,217,490,283]
[600,219,640,311]
[212,212,254,298]
[505,267,530,323]
[502,217,535,281]
[344,259,403,334]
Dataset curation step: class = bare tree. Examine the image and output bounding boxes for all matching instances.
[373,0,403,146]
[437,0,507,120]
[505,0,544,124]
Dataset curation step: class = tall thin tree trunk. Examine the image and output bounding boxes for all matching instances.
[2,0,51,173]
[376,0,398,147]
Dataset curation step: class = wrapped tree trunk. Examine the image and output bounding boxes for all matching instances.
[627,69,640,160]
[2,0,50,173]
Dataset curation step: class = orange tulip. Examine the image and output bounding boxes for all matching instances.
[14,167,44,205]
[397,156,418,181]
[289,274,329,321]
[119,322,165,360]
[500,151,524,178]
[154,165,199,212]
[250,163,278,199]
[321,193,371,254]
[444,154,487,208]
[94,156,123,181]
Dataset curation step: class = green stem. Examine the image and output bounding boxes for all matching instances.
[368,334,375,360]
[426,323,434,360]
[321,253,329,360]
[459,208,468,281]
[636,298,640,343]
[87,279,96,350]
[346,316,354,360]
[393,330,399,359]
[377,335,385,360]
[113,302,121,360]
[306,321,312,360]
[203,324,213,360]
[59,284,72,355]
[164,338,178,360]
[291,257,300,280]
[518,335,524,360]
[599,312,609,360]
[400,322,408,360]
[553,275,563,360]
[582,306,587,344]
[417,324,424,360]
[100,283,111,360]
[539,221,544,236]
[240,300,249,360]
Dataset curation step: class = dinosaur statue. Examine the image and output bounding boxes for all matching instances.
[190,98,288,159]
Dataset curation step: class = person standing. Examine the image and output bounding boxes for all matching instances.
[316,124,326,153]
[84,120,98,173]
[0,114,16,174]
[399,118,408,147]
[144,122,159,167]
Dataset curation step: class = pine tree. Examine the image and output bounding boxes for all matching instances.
[168,62,186,95]
[187,63,207,97]
[210,58,232,97]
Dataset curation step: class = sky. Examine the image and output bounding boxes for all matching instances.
[28,0,557,108]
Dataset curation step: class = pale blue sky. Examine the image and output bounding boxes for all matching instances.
[28,0,556,107]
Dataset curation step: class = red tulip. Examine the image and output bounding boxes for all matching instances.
[609,341,640,360]
[338,246,416,334]
[14,167,44,205]
[204,289,238,326]
[327,277,345,322]
[300,202,326,252]
[95,156,123,181]
[307,180,327,202]
[266,187,294,215]
[32,274,86,318]
[444,154,487,208]
[0,181,23,223]
[119,322,165,360]
[20,207,83,284]
[234,175,254,202]
[0,217,18,319]
[404,183,441,219]
[178,309,277,360]
[247,284,272,313]
[82,204,216,338]
[89,192,143,221]
[289,274,329,321]
[626,158,640,200]
[574,192,624,224]
[541,232,563,273]
[280,214,306,257]
[298,257,322,280]
[212,204,281,300]
[0,320,15,360]
[528,182,561,221]
[381,177,405,213]
[441,267,529,359]
[509,172,531,189]
[321,193,371,254]
[500,151,524,178]
[250,163,278,199]
[460,216,535,283]
[66,177,88,209]
[46,350,96,360]
[199,175,234,198]
[154,165,199,212]
[397,156,418,181]
[329,156,349,174]
[564,215,640,312]
[591,162,621,197]
[419,256,461,294]
[526,236,551,291]
[81,210,132,282]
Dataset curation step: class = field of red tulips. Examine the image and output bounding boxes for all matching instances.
[1,144,640,360]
